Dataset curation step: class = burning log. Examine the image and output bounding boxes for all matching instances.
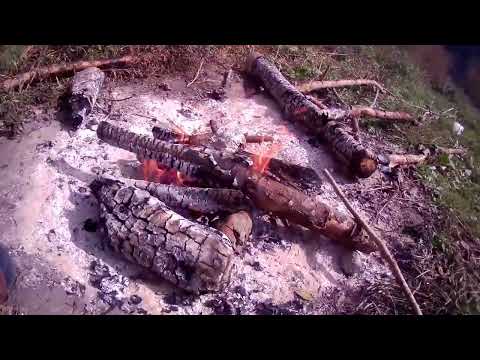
[132,180,250,215]
[68,67,105,130]
[97,122,374,252]
[246,52,378,178]
[298,79,386,94]
[90,177,235,294]
[1,55,135,92]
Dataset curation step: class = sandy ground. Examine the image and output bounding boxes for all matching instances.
[0,66,428,315]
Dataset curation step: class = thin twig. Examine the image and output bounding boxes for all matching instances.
[186,59,205,88]
[371,88,380,108]
[100,95,134,102]
[372,194,396,224]
[322,169,423,315]
[332,88,348,107]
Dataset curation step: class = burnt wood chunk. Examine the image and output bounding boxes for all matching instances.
[90,178,235,293]
[246,53,378,178]
[69,67,105,130]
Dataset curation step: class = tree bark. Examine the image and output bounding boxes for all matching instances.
[298,79,386,94]
[349,107,414,123]
[97,122,374,252]
[246,52,378,178]
[1,55,136,92]
[386,154,428,168]
[90,177,235,294]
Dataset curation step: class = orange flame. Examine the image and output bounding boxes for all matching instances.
[251,143,283,174]
[141,159,187,185]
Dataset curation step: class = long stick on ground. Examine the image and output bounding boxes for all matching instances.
[322,169,423,315]
[1,55,136,92]
[186,59,205,88]
[298,79,386,94]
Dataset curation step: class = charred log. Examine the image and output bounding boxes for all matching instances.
[90,177,235,294]
[67,67,105,130]
[132,180,250,215]
[246,52,378,178]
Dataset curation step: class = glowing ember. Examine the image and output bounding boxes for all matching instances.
[251,143,283,174]
[141,159,186,185]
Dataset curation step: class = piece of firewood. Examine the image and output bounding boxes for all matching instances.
[215,211,253,251]
[97,122,373,252]
[90,177,235,294]
[67,67,105,130]
[132,180,250,214]
[298,79,386,94]
[1,55,136,92]
[322,169,423,315]
[246,52,378,178]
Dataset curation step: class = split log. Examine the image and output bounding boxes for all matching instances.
[97,122,373,252]
[246,52,378,178]
[298,79,386,94]
[1,55,136,92]
[215,211,253,251]
[90,177,235,294]
[132,180,250,214]
[68,67,105,130]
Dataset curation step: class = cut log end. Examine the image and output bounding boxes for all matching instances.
[357,157,378,178]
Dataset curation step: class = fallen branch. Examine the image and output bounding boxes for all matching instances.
[186,59,205,88]
[298,79,386,94]
[386,154,427,168]
[322,169,423,315]
[1,55,136,92]
[90,177,234,294]
[132,180,250,214]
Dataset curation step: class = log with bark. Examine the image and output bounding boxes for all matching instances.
[1,55,136,92]
[379,146,467,168]
[90,177,235,293]
[97,122,375,252]
[246,52,378,178]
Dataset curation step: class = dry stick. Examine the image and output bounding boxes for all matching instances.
[298,79,386,94]
[186,59,205,88]
[322,169,423,315]
[1,55,136,92]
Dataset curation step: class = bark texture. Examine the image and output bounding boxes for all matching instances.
[90,178,235,293]
[68,67,105,130]
[386,154,428,168]
[246,53,377,178]
[215,211,253,251]
[132,180,250,215]
[1,55,135,92]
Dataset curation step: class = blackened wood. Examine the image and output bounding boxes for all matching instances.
[90,178,235,293]
[132,180,250,214]
[246,53,378,178]
[68,67,105,129]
